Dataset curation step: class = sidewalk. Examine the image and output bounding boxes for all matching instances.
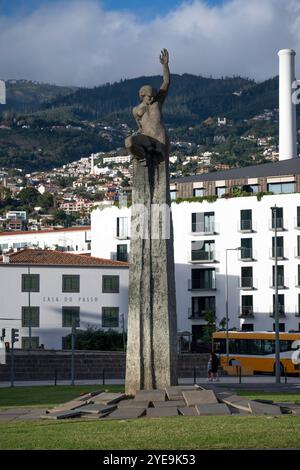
[1,375,300,388]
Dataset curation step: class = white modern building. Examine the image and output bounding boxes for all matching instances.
[0,250,128,349]
[0,227,91,254]
[91,188,300,345]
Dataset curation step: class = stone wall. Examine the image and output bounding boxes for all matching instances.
[0,351,209,382]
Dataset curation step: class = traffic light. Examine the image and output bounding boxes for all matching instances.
[11,329,19,344]
[1,328,5,339]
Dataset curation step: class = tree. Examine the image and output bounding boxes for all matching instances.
[18,187,39,206]
[201,309,216,346]
[37,192,54,211]
[52,209,78,227]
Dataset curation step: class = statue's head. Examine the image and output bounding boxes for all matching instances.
[139,85,157,104]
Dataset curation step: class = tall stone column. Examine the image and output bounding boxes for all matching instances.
[125,154,178,395]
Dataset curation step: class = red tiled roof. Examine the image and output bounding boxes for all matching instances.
[0,249,128,267]
[0,227,91,237]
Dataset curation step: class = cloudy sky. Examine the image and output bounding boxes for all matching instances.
[0,0,300,86]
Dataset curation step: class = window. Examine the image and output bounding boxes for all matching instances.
[273,323,285,332]
[268,182,295,194]
[170,190,177,200]
[191,268,216,290]
[22,274,40,292]
[117,244,128,262]
[21,307,40,327]
[297,207,300,228]
[298,266,300,287]
[191,296,215,317]
[240,238,252,259]
[116,217,128,238]
[21,337,39,349]
[241,324,254,331]
[272,265,284,288]
[102,275,119,293]
[241,266,253,288]
[241,295,253,316]
[191,212,215,233]
[240,209,252,231]
[297,236,300,257]
[62,307,80,327]
[62,275,80,293]
[272,294,285,315]
[216,186,226,197]
[271,207,283,230]
[272,236,284,258]
[102,307,119,328]
[193,188,204,197]
[191,240,215,261]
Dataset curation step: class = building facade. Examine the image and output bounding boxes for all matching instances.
[0,227,91,254]
[0,250,128,349]
[91,191,300,345]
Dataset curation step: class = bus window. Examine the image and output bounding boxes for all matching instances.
[280,340,292,352]
[250,340,262,355]
[262,340,275,355]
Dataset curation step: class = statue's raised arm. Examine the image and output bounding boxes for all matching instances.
[156,48,170,105]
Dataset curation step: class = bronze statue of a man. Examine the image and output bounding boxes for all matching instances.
[125,49,170,163]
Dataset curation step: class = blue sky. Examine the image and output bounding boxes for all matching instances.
[0,0,226,18]
[0,0,298,86]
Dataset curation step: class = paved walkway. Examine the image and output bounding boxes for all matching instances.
[1,376,300,387]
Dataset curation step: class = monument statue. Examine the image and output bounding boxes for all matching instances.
[125,49,178,395]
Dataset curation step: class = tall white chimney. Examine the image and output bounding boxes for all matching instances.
[278,49,297,160]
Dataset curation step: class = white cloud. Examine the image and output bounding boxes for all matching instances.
[0,0,300,86]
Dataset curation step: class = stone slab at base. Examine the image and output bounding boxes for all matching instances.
[248,401,282,416]
[146,407,179,417]
[102,408,146,420]
[178,407,198,416]
[196,404,231,416]
[134,390,166,402]
[182,390,218,406]
[91,393,126,405]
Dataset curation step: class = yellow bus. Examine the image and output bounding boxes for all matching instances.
[212,331,300,375]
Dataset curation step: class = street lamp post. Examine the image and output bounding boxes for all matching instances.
[271,205,281,384]
[28,266,32,350]
[225,247,241,365]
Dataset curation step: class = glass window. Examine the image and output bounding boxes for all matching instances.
[21,337,39,349]
[240,210,252,231]
[102,307,119,328]
[62,275,80,293]
[262,340,275,355]
[116,217,128,238]
[241,267,253,288]
[241,324,254,331]
[21,307,40,327]
[271,207,283,229]
[22,274,40,292]
[62,307,80,327]
[241,238,252,259]
[117,244,128,262]
[216,186,226,197]
[102,275,119,293]
[191,240,215,261]
[272,265,284,287]
[268,182,295,194]
[192,212,215,233]
[273,323,285,332]
[272,236,284,258]
[192,296,215,316]
[170,190,177,200]
[193,188,204,197]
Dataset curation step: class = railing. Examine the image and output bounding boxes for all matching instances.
[191,222,215,234]
[188,307,207,319]
[190,250,215,262]
[239,219,253,232]
[239,306,254,318]
[269,307,285,318]
[240,248,254,260]
[269,247,286,259]
[188,278,216,290]
[269,218,285,231]
[239,277,255,289]
[269,276,288,289]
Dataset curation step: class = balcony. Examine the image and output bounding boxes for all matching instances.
[269,307,285,318]
[270,276,288,289]
[239,248,256,261]
[189,250,216,263]
[269,218,286,231]
[191,222,216,235]
[239,277,255,290]
[188,278,216,291]
[238,220,255,233]
[239,306,254,318]
[188,307,206,319]
[269,247,287,260]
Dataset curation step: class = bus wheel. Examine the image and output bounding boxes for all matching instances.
[273,362,284,376]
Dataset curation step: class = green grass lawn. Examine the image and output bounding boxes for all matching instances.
[0,386,300,450]
[0,415,300,450]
